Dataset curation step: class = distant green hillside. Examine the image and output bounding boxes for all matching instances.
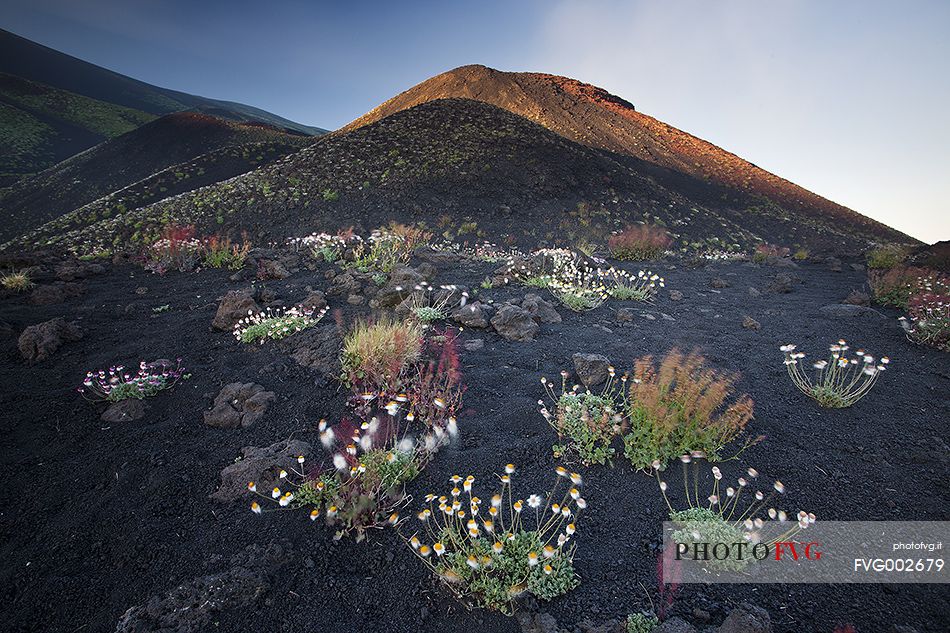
[0,28,323,183]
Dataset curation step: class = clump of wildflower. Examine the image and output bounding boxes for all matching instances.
[348,223,432,272]
[608,224,672,261]
[79,358,186,402]
[1,270,34,292]
[540,370,622,465]
[869,266,950,309]
[780,341,889,408]
[234,305,328,344]
[250,332,464,540]
[604,268,665,302]
[903,293,950,351]
[201,233,251,270]
[288,231,359,262]
[402,464,586,614]
[622,350,754,471]
[657,459,815,572]
[406,283,469,324]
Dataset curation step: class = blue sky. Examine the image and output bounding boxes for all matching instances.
[5,0,949,242]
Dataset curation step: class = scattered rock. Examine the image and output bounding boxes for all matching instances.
[710,277,731,289]
[669,289,684,301]
[742,316,761,330]
[115,541,293,633]
[212,290,260,331]
[768,273,799,294]
[29,282,84,305]
[522,293,562,323]
[490,304,539,342]
[655,617,698,633]
[101,399,146,423]
[327,272,360,297]
[416,262,438,281]
[827,257,843,272]
[255,258,290,280]
[212,439,312,502]
[376,283,415,308]
[276,325,341,375]
[748,287,761,298]
[850,263,865,272]
[55,260,104,281]
[842,290,871,306]
[18,318,83,363]
[204,383,276,429]
[454,302,491,328]
[573,353,610,387]
[615,307,638,323]
[299,290,327,312]
[516,612,561,633]
[717,602,771,633]
[819,304,886,319]
[388,265,425,288]
[346,293,365,306]
[463,338,484,351]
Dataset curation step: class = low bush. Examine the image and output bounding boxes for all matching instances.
[780,341,889,408]
[608,225,671,261]
[144,225,202,274]
[79,359,186,402]
[349,224,432,272]
[752,243,790,263]
[341,317,424,392]
[234,305,328,344]
[866,244,909,270]
[402,465,586,614]
[904,293,950,351]
[406,284,469,324]
[1,270,34,292]
[869,266,950,309]
[657,458,815,572]
[202,234,250,270]
[540,371,621,465]
[622,350,754,471]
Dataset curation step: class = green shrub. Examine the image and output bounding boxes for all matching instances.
[866,244,908,270]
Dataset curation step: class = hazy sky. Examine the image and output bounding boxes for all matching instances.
[5,0,948,242]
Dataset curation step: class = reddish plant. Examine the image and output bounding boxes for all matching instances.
[657,549,681,621]
[143,224,201,274]
[608,224,672,260]
[752,242,790,263]
[870,266,949,309]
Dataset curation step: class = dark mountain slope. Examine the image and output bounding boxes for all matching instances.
[0,112,310,242]
[11,99,897,256]
[341,64,915,245]
[0,72,157,182]
[0,29,323,135]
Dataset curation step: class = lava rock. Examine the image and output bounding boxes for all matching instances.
[212,290,260,331]
[327,272,360,297]
[490,304,539,342]
[389,265,425,289]
[101,399,146,423]
[827,257,843,272]
[55,260,105,281]
[768,273,799,294]
[655,617,698,633]
[573,353,611,387]
[204,383,276,429]
[276,325,342,375]
[842,290,871,306]
[18,318,83,363]
[463,338,484,351]
[710,277,731,289]
[669,289,684,301]
[29,282,84,305]
[115,541,293,633]
[454,302,492,328]
[416,262,438,281]
[522,293,562,324]
[742,316,761,330]
[376,283,416,308]
[299,290,327,312]
[819,304,886,319]
[717,602,771,633]
[616,307,638,323]
[212,439,312,502]
[255,258,291,280]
